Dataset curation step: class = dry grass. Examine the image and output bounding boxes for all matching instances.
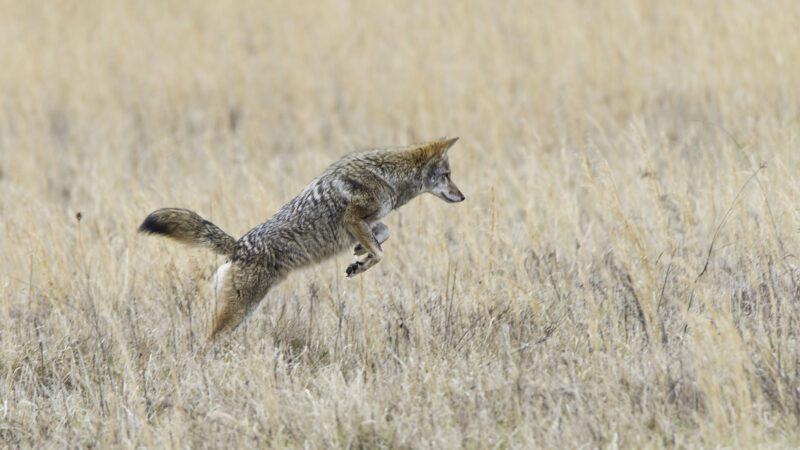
[2,0,800,447]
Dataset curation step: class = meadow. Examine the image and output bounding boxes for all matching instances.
[1,0,799,447]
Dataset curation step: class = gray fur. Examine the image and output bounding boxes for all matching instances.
[139,137,465,350]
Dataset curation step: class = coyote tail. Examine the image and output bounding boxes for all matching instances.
[138,208,236,258]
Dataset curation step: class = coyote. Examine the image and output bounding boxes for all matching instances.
[139,137,465,349]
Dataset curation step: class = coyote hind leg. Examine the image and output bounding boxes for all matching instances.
[203,261,282,353]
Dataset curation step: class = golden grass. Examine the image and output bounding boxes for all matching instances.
[2,0,800,447]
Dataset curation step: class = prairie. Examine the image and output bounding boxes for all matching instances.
[1,0,799,447]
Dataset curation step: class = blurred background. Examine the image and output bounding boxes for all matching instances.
[1,0,799,447]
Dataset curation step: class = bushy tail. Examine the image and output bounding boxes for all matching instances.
[138,208,236,258]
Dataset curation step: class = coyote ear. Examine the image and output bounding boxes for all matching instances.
[411,137,459,165]
[437,136,459,153]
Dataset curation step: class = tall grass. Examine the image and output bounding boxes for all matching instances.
[1,0,799,447]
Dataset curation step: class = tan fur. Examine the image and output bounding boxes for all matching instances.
[138,137,465,352]
[138,208,236,257]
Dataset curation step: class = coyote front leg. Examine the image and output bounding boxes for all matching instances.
[345,206,383,277]
[354,222,389,256]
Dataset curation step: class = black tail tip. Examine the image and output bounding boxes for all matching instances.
[138,214,169,235]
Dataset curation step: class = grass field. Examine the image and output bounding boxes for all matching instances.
[2,0,800,447]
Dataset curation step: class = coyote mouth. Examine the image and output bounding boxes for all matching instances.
[444,193,466,203]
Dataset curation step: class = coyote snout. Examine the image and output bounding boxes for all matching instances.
[430,175,465,203]
[139,137,465,352]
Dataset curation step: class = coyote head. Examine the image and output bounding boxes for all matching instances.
[418,137,465,203]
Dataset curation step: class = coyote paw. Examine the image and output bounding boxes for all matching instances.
[346,261,364,277]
